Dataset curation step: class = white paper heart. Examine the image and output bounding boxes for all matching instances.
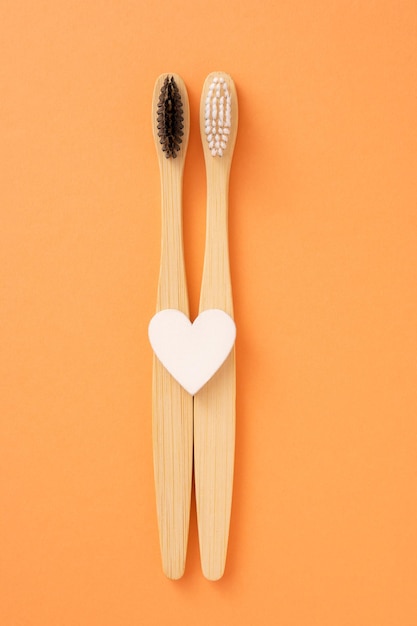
[148,309,236,395]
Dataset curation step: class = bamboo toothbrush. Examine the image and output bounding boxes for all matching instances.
[151,74,193,579]
[194,72,238,580]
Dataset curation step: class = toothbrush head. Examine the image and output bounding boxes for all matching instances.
[157,76,184,159]
[203,76,232,157]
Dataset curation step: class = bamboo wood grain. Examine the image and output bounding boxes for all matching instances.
[151,74,193,579]
[194,72,238,580]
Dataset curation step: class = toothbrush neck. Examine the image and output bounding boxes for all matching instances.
[200,165,233,315]
[157,171,188,314]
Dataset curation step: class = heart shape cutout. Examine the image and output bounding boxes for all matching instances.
[148,309,236,395]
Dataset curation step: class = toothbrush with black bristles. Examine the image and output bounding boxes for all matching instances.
[194,72,238,580]
[151,74,193,579]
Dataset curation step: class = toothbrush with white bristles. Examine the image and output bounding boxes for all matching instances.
[194,72,238,580]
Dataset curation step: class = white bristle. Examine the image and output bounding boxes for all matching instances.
[204,75,232,157]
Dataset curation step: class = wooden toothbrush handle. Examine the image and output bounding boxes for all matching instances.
[194,350,236,580]
[152,162,193,579]
[152,359,193,579]
[194,167,235,580]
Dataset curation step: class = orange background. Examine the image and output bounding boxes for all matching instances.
[1,1,416,625]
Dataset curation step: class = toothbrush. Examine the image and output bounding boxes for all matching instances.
[151,74,193,579]
[194,72,238,580]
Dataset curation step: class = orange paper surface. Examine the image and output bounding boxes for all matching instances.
[1,2,416,625]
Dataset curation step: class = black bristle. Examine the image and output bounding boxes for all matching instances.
[157,76,184,159]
